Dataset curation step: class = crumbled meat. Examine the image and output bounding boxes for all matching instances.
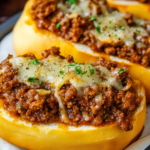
[123,12,134,25]
[97,57,117,70]
[0,51,141,131]
[31,0,150,66]
[66,55,74,63]
[42,46,60,58]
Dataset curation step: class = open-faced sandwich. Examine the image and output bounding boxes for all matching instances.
[13,0,150,102]
[0,47,146,150]
[107,0,150,20]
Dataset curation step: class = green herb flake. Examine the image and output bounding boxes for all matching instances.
[75,67,86,75]
[68,63,77,66]
[29,59,40,65]
[98,22,102,25]
[75,121,78,123]
[96,26,101,34]
[89,68,94,75]
[90,63,93,66]
[45,86,48,90]
[109,21,112,24]
[60,71,65,76]
[119,68,124,74]
[103,114,108,120]
[75,67,82,74]
[63,65,66,67]
[120,80,122,84]
[72,5,76,10]
[114,34,117,37]
[137,30,141,33]
[56,23,61,29]
[95,80,98,83]
[67,0,76,4]
[19,106,21,110]
[39,81,42,85]
[109,27,113,30]
[97,93,100,95]
[119,80,123,87]
[120,26,125,30]
[54,62,57,65]
[27,77,39,83]
[78,63,84,65]
[90,17,97,21]
[87,75,89,77]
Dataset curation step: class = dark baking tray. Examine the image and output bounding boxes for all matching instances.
[0,12,22,41]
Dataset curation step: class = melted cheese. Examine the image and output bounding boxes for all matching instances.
[9,56,121,122]
[58,0,90,18]
[58,0,149,47]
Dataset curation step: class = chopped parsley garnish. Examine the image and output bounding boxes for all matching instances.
[60,71,65,76]
[68,63,77,66]
[120,80,123,87]
[114,34,117,37]
[119,68,124,74]
[75,67,86,75]
[96,26,101,34]
[98,22,102,25]
[67,0,76,4]
[39,81,42,85]
[90,17,97,21]
[109,27,113,30]
[90,63,93,66]
[68,62,84,66]
[54,62,56,65]
[95,80,98,83]
[103,114,108,120]
[120,26,125,30]
[63,65,66,67]
[56,23,61,29]
[109,21,112,24]
[75,121,78,123]
[87,75,89,77]
[27,77,39,83]
[29,59,40,65]
[78,63,84,65]
[19,106,21,110]
[120,80,122,84]
[89,68,94,75]
[137,30,141,33]
[72,5,76,10]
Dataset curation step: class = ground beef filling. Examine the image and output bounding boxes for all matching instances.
[0,55,59,123]
[31,0,150,66]
[59,59,141,131]
[0,47,141,131]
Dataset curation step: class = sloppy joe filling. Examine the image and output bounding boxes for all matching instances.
[31,0,150,66]
[0,47,141,131]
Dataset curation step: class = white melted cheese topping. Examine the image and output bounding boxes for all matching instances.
[58,0,149,47]
[9,56,121,122]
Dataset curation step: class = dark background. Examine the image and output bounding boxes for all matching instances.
[0,0,27,24]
